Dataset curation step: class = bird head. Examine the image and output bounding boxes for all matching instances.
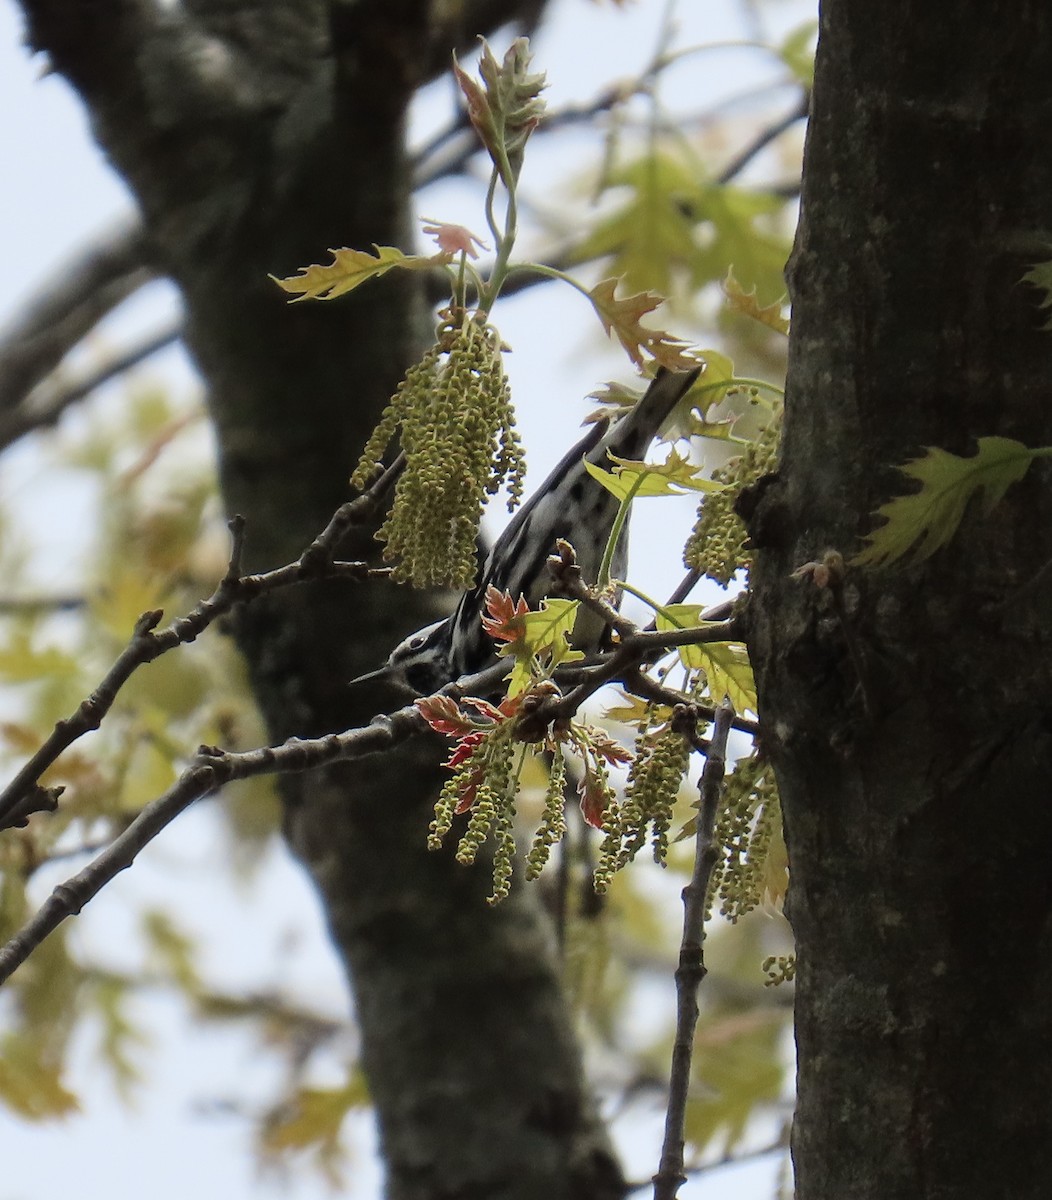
[348,618,454,698]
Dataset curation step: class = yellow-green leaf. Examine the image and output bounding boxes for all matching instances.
[657,605,757,714]
[684,1010,786,1157]
[0,1035,80,1120]
[143,909,200,993]
[777,20,818,86]
[587,278,699,371]
[0,630,79,685]
[272,245,450,302]
[853,437,1042,568]
[503,598,584,695]
[685,349,737,419]
[572,150,790,303]
[584,452,723,501]
[1022,253,1052,331]
[723,271,789,335]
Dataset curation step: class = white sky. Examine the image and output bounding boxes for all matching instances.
[0,1,809,1196]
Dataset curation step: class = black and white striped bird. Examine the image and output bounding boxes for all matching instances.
[354,366,701,696]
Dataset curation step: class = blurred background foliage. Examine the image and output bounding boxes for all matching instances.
[0,0,811,1188]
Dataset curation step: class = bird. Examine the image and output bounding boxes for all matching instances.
[352,366,702,696]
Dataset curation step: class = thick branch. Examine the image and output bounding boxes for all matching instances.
[0,220,158,415]
[0,323,181,452]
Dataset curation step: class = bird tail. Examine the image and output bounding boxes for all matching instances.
[594,366,703,464]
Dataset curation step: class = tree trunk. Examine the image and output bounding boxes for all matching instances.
[16,3,620,1196]
[748,2,1052,1196]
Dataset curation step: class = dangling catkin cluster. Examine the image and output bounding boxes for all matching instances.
[761,954,796,986]
[685,404,782,584]
[593,709,690,891]
[704,751,781,922]
[428,716,521,905]
[351,315,526,589]
[525,751,567,881]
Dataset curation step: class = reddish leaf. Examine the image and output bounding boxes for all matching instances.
[421,219,487,259]
[587,727,633,767]
[588,278,698,371]
[416,695,474,737]
[578,766,608,829]
[480,586,529,644]
[446,731,485,769]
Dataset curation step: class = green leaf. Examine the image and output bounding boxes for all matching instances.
[657,604,757,714]
[504,598,584,694]
[1022,252,1052,330]
[684,1009,786,1158]
[142,909,200,992]
[777,20,818,86]
[853,437,1042,568]
[259,1074,369,1187]
[573,150,790,302]
[89,975,147,1099]
[688,349,737,417]
[272,245,449,302]
[584,451,723,500]
[723,270,789,335]
[0,629,79,685]
[0,1034,80,1119]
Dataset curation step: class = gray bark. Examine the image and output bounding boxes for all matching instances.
[15,2,620,1195]
[747,1,1052,1196]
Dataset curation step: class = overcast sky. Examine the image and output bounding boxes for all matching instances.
[0,2,808,1196]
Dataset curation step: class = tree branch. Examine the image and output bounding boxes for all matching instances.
[716,89,809,186]
[0,220,159,416]
[0,656,511,986]
[0,510,392,833]
[0,322,181,453]
[652,696,734,1200]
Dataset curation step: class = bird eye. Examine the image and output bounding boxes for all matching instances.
[409,634,426,650]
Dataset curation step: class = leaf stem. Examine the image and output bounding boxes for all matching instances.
[598,472,646,588]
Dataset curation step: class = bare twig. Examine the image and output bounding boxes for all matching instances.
[0,515,389,832]
[653,696,735,1200]
[0,656,510,985]
[0,322,183,453]
[716,90,809,186]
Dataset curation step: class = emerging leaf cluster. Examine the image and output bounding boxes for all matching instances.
[352,316,525,588]
[453,38,546,186]
[420,687,630,905]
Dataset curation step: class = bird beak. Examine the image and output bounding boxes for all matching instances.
[347,665,391,689]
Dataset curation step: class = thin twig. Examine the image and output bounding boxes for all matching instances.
[299,452,406,570]
[0,655,510,985]
[0,515,389,832]
[716,90,809,186]
[652,696,734,1200]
